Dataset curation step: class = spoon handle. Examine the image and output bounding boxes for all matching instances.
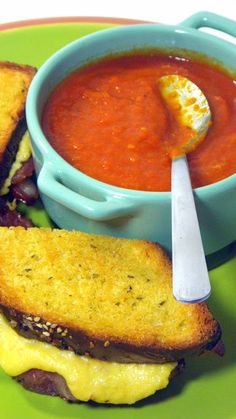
[171,156,211,303]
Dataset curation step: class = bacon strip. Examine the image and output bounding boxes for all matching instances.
[11,157,35,185]
[15,369,77,402]
[211,340,225,357]
[0,197,33,228]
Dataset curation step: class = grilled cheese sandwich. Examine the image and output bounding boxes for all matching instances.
[0,227,221,404]
[0,61,36,193]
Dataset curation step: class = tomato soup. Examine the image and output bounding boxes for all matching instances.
[42,54,236,191]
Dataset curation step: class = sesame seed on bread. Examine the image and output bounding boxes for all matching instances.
[0,227,221,363]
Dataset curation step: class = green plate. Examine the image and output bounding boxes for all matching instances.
[1,19,236,419]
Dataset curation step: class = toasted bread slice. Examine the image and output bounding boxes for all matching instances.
[0,227,221,363]
[0,62,36,188]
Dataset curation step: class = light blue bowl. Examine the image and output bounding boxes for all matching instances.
[26,11,236,255]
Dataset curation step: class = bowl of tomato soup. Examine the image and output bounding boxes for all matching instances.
[26,11,236,255]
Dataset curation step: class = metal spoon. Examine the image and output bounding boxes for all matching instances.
[158,75,211,303]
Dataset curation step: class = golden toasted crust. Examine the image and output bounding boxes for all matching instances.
[0,227,221,362]
[0,61,36,74]
[0,61,36,185]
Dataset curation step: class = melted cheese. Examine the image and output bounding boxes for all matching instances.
[0,314,176,404]
[0,131,31,195]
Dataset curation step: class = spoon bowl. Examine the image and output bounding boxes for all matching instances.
[158,75,211,156]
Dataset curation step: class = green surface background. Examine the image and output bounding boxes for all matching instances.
[0,21,236,419]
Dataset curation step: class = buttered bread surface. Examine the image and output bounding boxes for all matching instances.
[0,227,220,361]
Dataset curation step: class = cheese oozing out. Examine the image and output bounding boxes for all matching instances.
[0,131,31,196]
[0,313,177,404]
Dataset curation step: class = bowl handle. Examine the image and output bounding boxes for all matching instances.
[180,11,236,38]
[37,162,136,221]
